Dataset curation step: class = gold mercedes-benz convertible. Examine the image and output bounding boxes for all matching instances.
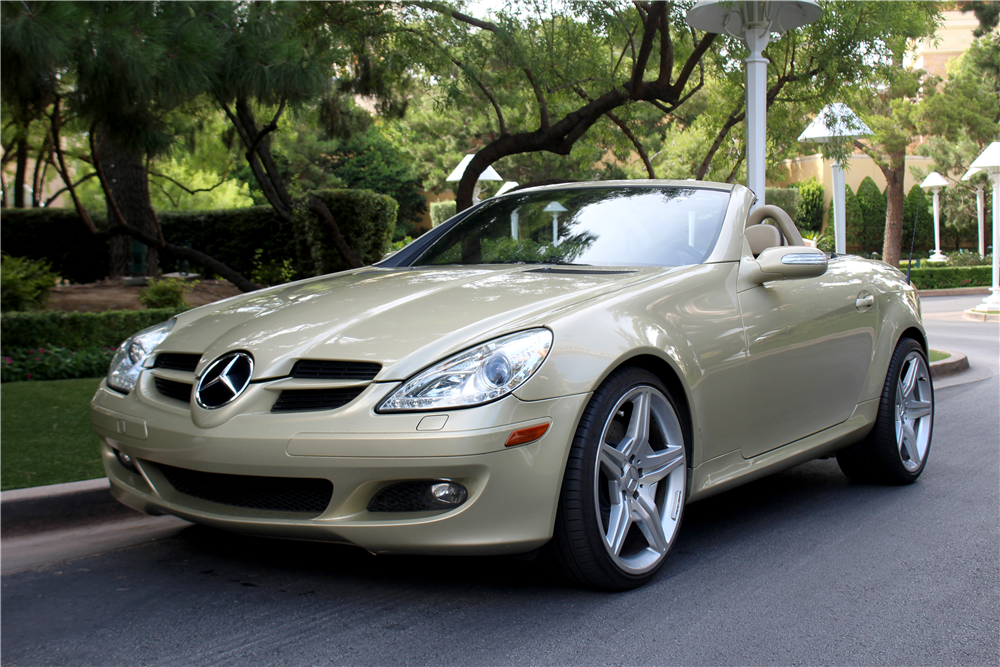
[91,181,934,590]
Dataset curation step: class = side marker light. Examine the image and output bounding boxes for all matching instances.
[505,423,550,447]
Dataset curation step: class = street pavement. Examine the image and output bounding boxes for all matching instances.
[1,293,997,666]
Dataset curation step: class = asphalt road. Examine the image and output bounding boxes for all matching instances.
[920,293,999,388]
[3,374,997,666]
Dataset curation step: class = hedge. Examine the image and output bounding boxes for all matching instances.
[294,189,398,275]
[0,308,183,350]
[0,188,398,283]
[906,265,991,290]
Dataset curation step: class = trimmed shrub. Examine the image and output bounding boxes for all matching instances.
[906,265,991,290]
[430,200,457,227]
[293,189,397,275]
[1,346,116,383]
[901,184,935,251]
[1,255,61,312]
[139,278,196,310]
[1,308,183,350]
[853,176,886,254]
[764,188,802,226]
[791,177,825,232]
[946,251,991,267]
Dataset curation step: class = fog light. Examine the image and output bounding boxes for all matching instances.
[115,448,138,473]
[428,482,468,507]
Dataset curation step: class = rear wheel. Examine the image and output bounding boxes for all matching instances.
[837,338,934,484]
[544,367,687,590]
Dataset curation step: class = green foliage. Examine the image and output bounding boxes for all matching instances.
[791,178,825,233]
[1,308,182,350]
[946,252,992,267]
[0,255,61,312]
[0,208,111,282]
[1,346,115,384]
[139,278,195,310]
[852,177,887,254]
[906,266,992,290]
[431,200,457,227]
[901,185,936,252]
[293,189,398,275]
[764,188,802,226]
[385,236,414,257]
[1,377,106,490]
[250,249,296,287]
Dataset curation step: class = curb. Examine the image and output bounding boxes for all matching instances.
[1,477,139,537]
[963,308,1000,323]
[917,287,991,297]
[929,350,970,379]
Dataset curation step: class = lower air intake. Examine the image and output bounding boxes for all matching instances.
[155,463,333,516]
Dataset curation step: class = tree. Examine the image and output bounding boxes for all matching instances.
[412,1,716,211]
[900,184,935,257]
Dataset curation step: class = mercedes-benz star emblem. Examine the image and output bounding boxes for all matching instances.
[196,352,254,409]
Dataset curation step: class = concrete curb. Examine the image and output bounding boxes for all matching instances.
[963,308,1000,322]
[917,287,991,297]
[930,351,970,379]
[1,477,139,537]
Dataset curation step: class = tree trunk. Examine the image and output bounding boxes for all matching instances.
[881,166,906,267]
[14,134,28,208]
[96,129,159,278]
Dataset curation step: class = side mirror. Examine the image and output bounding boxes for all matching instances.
[743,246,828,286]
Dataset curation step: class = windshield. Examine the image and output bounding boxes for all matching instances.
[412,186,730,267]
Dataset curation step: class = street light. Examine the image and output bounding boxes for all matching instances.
[543,201,567,246]
[797,102,872,254]
[968,141,1000,313]
[446,154,503,203]
[960,166,986,258]
[687,1,822,209]
[920,172,949,262]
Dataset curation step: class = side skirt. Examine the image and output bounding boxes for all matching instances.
[687,398,880,503]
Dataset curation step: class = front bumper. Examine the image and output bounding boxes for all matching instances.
[91,379,590,555]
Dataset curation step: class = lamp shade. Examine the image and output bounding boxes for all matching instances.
[446,154,503,182]
[687,0,822,36]
[920,172,949,190]
[969,142,1000,173]
[961,166,983,182]
[798,103,872,143]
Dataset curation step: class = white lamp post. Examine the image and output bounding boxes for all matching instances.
[962,166,987,258]
[543,201,567,246]
[687,1,822,209]
[446,154,503,203]
[920,172,949,262]
[797,103,873,254]
[968,142,1000,313]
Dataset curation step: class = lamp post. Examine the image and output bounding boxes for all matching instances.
[920,172,949,262]
[687,1,822,209]
[543,201,567,246]
[962,166,987,257]
[446,154,503,203]
[968,142,1000,313]
[797,103,872,254]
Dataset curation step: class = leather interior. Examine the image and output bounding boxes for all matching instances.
[745,224,782,257]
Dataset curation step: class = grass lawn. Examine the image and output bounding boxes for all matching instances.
[1,377,105,491]
[929,349,950,362]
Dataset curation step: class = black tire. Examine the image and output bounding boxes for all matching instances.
[543,367,688,591]
[837,338,934,485]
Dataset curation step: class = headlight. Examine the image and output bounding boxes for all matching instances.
[378,328,553,412]
[107,319,175,394]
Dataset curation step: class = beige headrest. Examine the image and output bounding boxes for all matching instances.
[745,224,782,257]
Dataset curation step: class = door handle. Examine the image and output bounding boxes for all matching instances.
[856,294,875,310]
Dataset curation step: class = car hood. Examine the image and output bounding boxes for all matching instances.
[163,265,669,381]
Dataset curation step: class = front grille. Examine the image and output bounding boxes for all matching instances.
[155,463,333,515]
[290,360,381,380]
[155,377,192,403]
[271,387,365,413]
[368,482,434,512]
[153,353,201,372]
[525,267,636,275]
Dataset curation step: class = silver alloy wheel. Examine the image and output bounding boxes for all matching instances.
[895,350,933,472]
[594,385,686,574]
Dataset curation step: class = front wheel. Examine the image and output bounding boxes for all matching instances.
[838,338,934,484]
[544,367,688,590]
